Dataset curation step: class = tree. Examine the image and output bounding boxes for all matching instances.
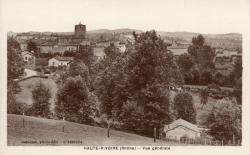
[96,31,181,136]
[200,88,209,109]
[68,61,91,87]
[55,76,93,124]
[207,101,241,144]
[233,77,242,104]
[188,35,215,71]
[104,43,120,60]
[191,69,200,84]
[176,53,193,72]
[31,82,51,117]
[173,92,196,124]
[7,38,25,114]
[7,38,25,80]
[74,45,95,69]
[192,34,204,46]
[232,58,242,81]
[27,40,39,56]
[213,72,224,85]
[201,70,213,84]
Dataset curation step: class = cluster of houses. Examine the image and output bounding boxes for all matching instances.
[16,22,128,67]
[20,50,74,68]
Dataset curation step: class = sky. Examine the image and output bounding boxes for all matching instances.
[1,0,250,34]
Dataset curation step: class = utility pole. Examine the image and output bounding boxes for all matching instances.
[22,112,25,128]
[62,117,65,132]
[154,127,156,143]
[233,134,235,145]
[107,121,110,138]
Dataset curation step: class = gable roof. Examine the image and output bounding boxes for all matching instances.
[164,118,200,133]
[21,51,35,56]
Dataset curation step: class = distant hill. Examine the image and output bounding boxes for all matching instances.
[8,28,242,49]
[87,28,143,34]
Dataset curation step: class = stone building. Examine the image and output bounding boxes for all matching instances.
[37,22,88,54]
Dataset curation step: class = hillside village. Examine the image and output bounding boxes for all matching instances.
[7,23,242,146]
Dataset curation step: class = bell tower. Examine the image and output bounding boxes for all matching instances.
[75,21,86,38]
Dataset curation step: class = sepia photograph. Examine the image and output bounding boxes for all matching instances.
[1,0,249,152]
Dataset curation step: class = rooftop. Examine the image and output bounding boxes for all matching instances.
[52,56,74,61]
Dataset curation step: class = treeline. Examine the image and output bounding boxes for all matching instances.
[176,35,242,88]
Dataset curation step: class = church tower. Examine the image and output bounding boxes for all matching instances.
[75,21,86,38]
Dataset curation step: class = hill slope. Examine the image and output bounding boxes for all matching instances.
[7,114,178,146]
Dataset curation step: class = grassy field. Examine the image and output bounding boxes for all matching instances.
[15,77,58,109]
[7,114,180,146]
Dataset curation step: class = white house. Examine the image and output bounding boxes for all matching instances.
[21,51,35,65]
[163,118,201,141]
[48,57,74,67]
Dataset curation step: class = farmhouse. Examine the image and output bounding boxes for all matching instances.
[48,57,74,67]
[163,118,201,141]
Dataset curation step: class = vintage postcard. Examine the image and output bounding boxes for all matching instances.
[0,0,250,155]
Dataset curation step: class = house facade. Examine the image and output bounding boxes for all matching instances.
[163,118,201,140]
[21,51,36,67]
[48,57,74,67]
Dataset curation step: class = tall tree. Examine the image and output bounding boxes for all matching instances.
[7,38,25,114]
[192,34,204,46]
[200,88,209,109]
[27,40,39,56]
[74,45,94,69]
[173,92,196,124]
[97,31,182,136]
[188,35,215,71]
[7,38,24,80]
[31,82,51,118]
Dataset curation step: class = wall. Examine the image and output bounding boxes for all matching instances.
[165,126,200,140]
[48,58,70,67]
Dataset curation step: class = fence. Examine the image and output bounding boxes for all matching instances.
[163,136,241,146]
